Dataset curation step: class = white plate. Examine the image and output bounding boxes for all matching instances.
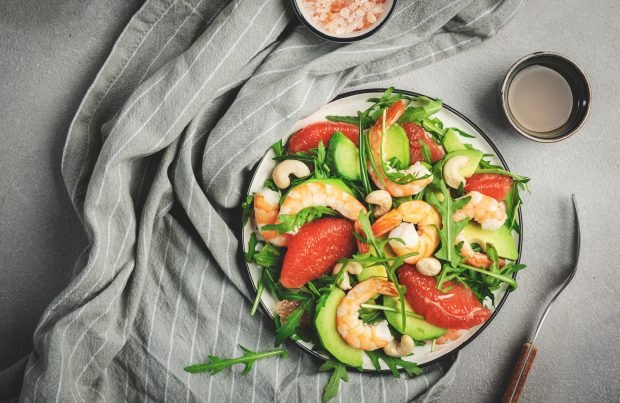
[242,89,522,371]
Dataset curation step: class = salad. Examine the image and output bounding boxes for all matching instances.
[186,88,529,401]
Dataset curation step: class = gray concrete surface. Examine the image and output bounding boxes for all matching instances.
[1,0,619,401]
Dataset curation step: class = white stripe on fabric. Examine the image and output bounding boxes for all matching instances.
[251,65,305,81]
[381,376,387,403]
[294,354,303,403]
[93,0,244,206]
[142,216,175,401]
[54,165,126,403]
[422,364,445,403]
[270,43,322,55]
[205,78,316,192]
[367,0,462,46]
[359,372,365,403]
[32,332,48,403]
[256,10,287,52]
[205,280,228,403]
[350,37,477,85]
[147,0,274,155]
[184,264,208,402]
[457,0,502,29]
[206,194,234,403]
[162,179,197,400]
[67,0,180,199]
[72,211,135,402]
[203,76,306,155]
[404,376,409,401]
[227,300,247,403]
[250,319,264,403]
[137,0,211,85]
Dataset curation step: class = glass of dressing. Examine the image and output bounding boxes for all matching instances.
[500,52,591,142]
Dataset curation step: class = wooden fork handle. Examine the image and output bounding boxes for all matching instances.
[501,342,539,403]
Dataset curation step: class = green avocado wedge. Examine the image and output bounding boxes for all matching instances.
[445,149,483,177]
[383,123,410,168]
[442,129,466,152]
[315,287,363,368]
[383,296,447,341]
[327,132,361,181]
[462,222,519,261]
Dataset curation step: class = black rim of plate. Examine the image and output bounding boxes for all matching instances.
[240,88,523,372]
[290,0,397,43]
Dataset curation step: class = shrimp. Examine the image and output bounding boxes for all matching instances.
[368,100,433,197]
[456,232,506,268]
[371,200,440,264]
[255,181,367,247]
[453,191,507,231]
[254,188,291,247]
[279,181,365,221]
[336,278,398,350]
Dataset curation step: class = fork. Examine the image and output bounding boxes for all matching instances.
[501,194,582,403]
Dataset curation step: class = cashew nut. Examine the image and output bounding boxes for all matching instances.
[416,257,442,276]
[383,335,415,357]
[365,190,392,217]
[443,156,469,189]
[272,160,310,189]
[332,262,363,290]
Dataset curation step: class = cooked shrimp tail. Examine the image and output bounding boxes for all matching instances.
[336,278,398,350]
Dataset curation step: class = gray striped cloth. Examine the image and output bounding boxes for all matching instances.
[16,0,521,401]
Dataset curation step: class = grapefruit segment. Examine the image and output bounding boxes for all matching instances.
[281,218,356,289]
[465,173,513,201]
[401,122,445,163]
[398,264,491,329]
[287,122,359,154]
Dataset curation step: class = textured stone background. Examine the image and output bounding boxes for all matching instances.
[1,0,618,401]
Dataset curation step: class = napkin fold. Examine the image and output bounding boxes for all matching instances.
[14,0,521,401]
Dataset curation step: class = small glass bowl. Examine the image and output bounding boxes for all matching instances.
[291,0,397,43]
[499,52,591,142]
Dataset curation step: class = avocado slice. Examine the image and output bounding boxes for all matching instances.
[442,129,466,152]
[315,287,363,367]
[383,296,447,340]
[462,222,519,261]
[327,132,361,181]
[445,149,483,177]
[358,239,391,281]
[383,123,410,169]
[358,265,388,281]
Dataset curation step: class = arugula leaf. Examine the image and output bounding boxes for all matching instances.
[365,350,423,378]
[245,232,259,263]
[274,300,310,346]
[241,194,254,226]
[425,165,470,267]
[358,301,384,324]
[450,127,476,138]
[271,140,285,157]
[325,115,361,126]
[319,359,349,403]
[421,118,446,141]
[419,139,432,164]
[313,141,331,179]
[263,178,278,191]
[504,184,521,233]
[246,234,283,313]
[262,206,337,234]
[184,345,287,375]
[398,97,442,123]
[253,243,281,268]
[475,167,530,185]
